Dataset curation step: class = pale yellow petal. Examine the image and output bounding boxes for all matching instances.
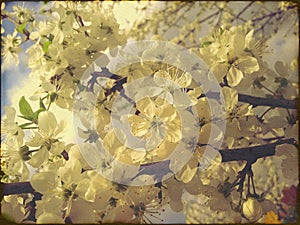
[175,72,192,87]
[38,111,57,135]
[165,120,182,143]
[128,115,150,137]
[158,103,177,120]
[238,56,259,74]
[242,198,262,221]
[131,150,147,163]
[30,171,57,194]
[136,97,156,118]
[177,165,197,183]
[28,147,49,168]
[173,89,194,108]
[227,66,243,87]
[211,63,228,83]
[222,86,238,112]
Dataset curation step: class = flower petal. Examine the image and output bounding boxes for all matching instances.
[128,115,149,137]
[211,63,228,83]
[227,66,243,87]
[222,86,238,112]
[178,165,197,183]
[134,86,163,100]
[38,111,57,135]
[30,171,57,194]
[238,56,259,74]
[28,147,49,168]
[136,97,156,117]
[173,89,194,108]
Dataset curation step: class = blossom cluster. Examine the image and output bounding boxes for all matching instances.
[1,1,298,224]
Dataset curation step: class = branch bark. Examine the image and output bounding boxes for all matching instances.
[220,138,296,163]
[201,92,298,109]
[2,182,35,195]
[238,93,298,109]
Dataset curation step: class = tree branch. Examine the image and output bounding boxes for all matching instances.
[200,92,298,109]
[251,4,297,23]
[220,138,296,163]
[1,138,296,196]
[2,182,35,195]
[238,94,298,109]
[231,2,255,22]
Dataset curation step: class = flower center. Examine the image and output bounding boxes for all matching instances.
[131,202,147,218]
[62,183,78,200]
[150,116,164,130]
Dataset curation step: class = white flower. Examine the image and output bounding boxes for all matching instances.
[200,27,260,87]
[127,97,181,150]
[30,75,74,110]
[133,68,195,109]
[26,111,65,167]
[141,41,180,65]
[102,185,162,223]
[1,106,23,144]
[31,155,104,221]
[1,31,22,67]
[1,138,29,182]
[1,195,27,223]
[10,5,34,24]
[184,191,242,223]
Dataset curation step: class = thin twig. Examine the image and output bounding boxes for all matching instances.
[233,2,255,22]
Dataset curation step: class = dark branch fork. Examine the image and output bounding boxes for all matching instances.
[220,137,297,202]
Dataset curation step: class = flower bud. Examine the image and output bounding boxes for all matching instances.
[242,197,262,221]
[49,92,58,103]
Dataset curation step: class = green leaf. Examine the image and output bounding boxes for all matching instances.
[18,115,34,121]
[42,40,52,53]
[19,122,34,129]
[16,23,26,33]
[19,96,34,117]
[201,41,212,47]
[39,98,46,110]
[49,92,58,102]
